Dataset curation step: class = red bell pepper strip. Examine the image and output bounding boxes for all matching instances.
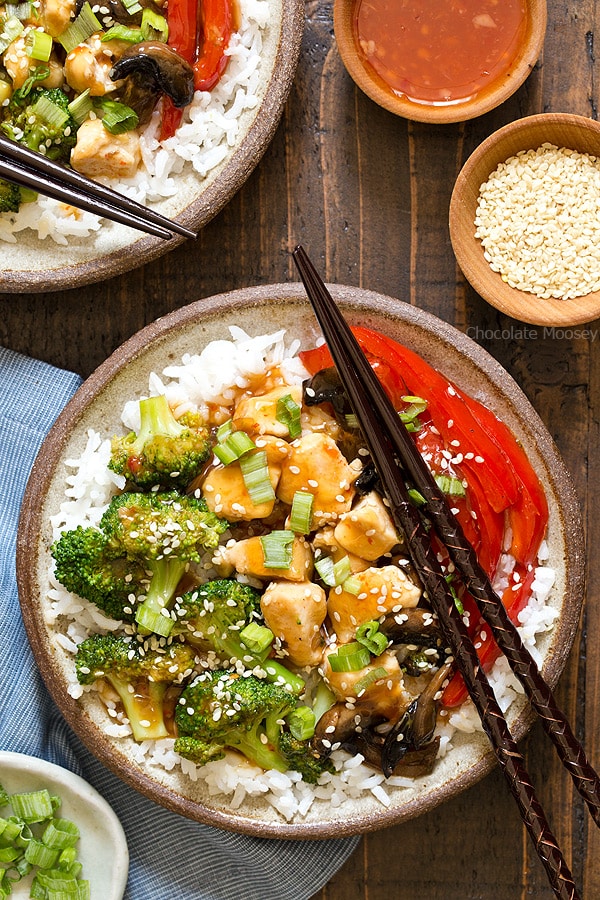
[160,0,233,141]
[300,326,549,709]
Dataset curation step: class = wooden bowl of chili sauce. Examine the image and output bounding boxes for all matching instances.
[333,0,547,123]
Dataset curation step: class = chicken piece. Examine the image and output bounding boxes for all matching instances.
[233,385,303,438]
[202,436,289,521]
[3,31,64,89]
[70,118,141,179]
[276,432,356,524]
[260,580,326,668]
[40,0,76,37]
[214,535,313,582]
[333,491,399,561]
[64,34,127,96]
[312,527,371,574]
[321,648,409,721]
[327,564,421,642]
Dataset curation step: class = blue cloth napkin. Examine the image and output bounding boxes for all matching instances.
[0,346,360,900]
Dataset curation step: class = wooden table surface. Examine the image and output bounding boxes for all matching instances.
[2,1,599,897]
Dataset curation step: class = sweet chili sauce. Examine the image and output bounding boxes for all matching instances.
[353,0,528,107]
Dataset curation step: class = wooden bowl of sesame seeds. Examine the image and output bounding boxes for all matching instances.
[449,113,600,326]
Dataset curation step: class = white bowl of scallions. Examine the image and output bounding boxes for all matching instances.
[0,752,128,899]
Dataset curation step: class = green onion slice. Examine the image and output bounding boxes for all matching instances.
[26,28,52,61]
[57,1,102,53]
[260,530,294,569]
[5,2,32,21]
[341,574,361,596]
[434,473,466,498]
[287,705,316,741]
[68,88,92,126]
[42,818,80,849]
[31,93,69,129]
[239,449,276,505]
[135,604,174,637]
[213,429,255,465]
[216,419,233,442]
[0,16,24,54]
[10,790,54,824]
[355,619,388,655]
[240,621,273,657]
[276,393,302,439]
[315,554,352,587]
[355,665,389,695]
[96,98,139,134]
[121,0,142,14]
[407,487,426,507]
[289,491,313,534]
[140,6,168,40]
[101,23,143,41]
[327,642,371,672]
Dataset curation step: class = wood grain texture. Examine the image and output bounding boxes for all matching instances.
[1,0,599,897]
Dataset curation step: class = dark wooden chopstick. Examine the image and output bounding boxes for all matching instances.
[293,244,581,900]
[295,246,600,831]
[0,134,197,240]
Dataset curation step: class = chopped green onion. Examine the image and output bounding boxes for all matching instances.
[240,621,273,657]
[121,0,142,14]
[276,394,302,439]
[101,23,143,41]
[355,665,389,695]
[31,93,69,129]
[24,839,60,869]
[5,2,33,21]
[26,28,52,60]
[407,487,426,507]
[0,784,8,807]
[260,530,294,569]
[0,16,24,54]
[310,678,336,721]
[135,603,174,637]
[315,554,352,587]
[289,491,313,534]
[327,642,371,672]
[239,450,276,505]
[57,1,102,52]
[445,574,464,614]
[216,419,233,442]
[434,473,466,497]
[0,846,21,864]
[42,818,80,849]
[10,790,54,824]
[96,98,139,134]
[67,89,93,126]
[213,429,255,465]
[341,575,361,595]
[140,7,168,40]
[355,619,388,655]
[344,413,359,429]
[287,706,316,740]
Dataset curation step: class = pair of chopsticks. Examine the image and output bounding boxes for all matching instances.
[293,245,600,900]
[0,134,197,240]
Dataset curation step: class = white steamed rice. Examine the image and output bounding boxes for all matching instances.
[0,0,270,245]
[45,327,558,821]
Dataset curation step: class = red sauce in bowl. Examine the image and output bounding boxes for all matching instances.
[353,0,528,107]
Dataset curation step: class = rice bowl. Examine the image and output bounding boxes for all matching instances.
[16,284,585,837]
[0,0,304,292]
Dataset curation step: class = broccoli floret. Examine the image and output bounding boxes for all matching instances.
[51,525,147,621]
[173,579,307,694]
[0,179,21,213]
[174,670,332,781]
[76,633,197,741]
[51,491,227,636]
[1,86,78,161]
[108,395,212,489]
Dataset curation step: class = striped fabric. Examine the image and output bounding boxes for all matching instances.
[0,346,359,900]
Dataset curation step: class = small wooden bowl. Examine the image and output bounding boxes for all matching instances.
[333,0,547,124]
[449,113,600,326]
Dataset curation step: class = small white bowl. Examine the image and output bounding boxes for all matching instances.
[0,752,128,899]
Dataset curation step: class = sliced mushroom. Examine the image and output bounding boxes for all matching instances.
[381,661,453,776]
[110,42,194,123]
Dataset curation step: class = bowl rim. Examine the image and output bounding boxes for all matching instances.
[0,0,305,294]
[333,0,547,124]
[449,112,600,326]
[16,282,586,837]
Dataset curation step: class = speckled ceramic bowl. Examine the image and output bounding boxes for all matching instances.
[17,283,585,837]
[0,1,304,293]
